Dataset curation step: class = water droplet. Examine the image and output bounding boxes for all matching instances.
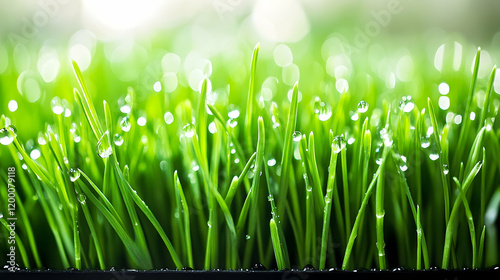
[429,153,439,161]
[77,193,86,204]
[347,137,355,145]
[113,134,123,146]
[400,165,408,172]
[69,169,80,182]
[376,158,383,165]
[208,122,217,134]
[319,103,332,121]
[51,96,64,115]
[357,101,369,113]
[38,133,47,145]
[313,97,321,114]
[230,148,236,154]
[207,221,212,228]
[137,116,147,126]
[267,195,274,201]
[227,118,237,128]
[192,164,200,172]
[399,96,415,113]
[120,105,131,114]
[332,135,346,153]
[324,195,331,204]
[443,164,449,175]
[120,116,131,132]
[245,234,251,240]
[228,109,240,119]
[267,158,276,166]
[96,131,113,158]
[0,213,3,219]
[164,112,174,124]
[247,170,255,179]
[292,131,302,142]
[183,123,196,138]
[0,126,16,145]
[421,137,430,148]
[8,100,18,112]
[470,112,476,121]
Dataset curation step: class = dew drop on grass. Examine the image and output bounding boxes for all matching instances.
[313,97,321,114]
[228,109,240,119]
[120,116,131,132]
[247,170,255,179]
[227,119,237,128]
[292,131,302,142]
[208,122,217,134]
[96,131,113,158]
[267,195,274,201]
[443,164,449,175]
[376,158,383,165]
[318,103,332,121]
[245,234,251,240]
[421,137,430,148]
[77,193,86,204]
[399,96,415,113]
[51,96,64,115]
[332,135,346,154]
[183,123,196,138]
[267,158,276,166]
[164,112,174,124]
[207,221,212,228]
[357,100,369,113]
[113,134,124,146]
[429,153,439,161]
[400,164,408,172]
[0,125,16,145]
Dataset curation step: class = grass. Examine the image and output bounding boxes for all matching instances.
[0,38,500,271]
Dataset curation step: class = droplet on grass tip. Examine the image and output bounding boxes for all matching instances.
[399,96,415,113]
[292,131,302,142]
[183,123,196,138]
[313,97,321,114]
[96,131,113,158]
[319,103,332,121]
[113,134,124,146]
[69,168,80,182]
[51,96,64,115]
[227,119,237,128]
[0,125,16,145]
[120,116,131,132]
[77,193,86,204]
[357,100,369,113]
[443,164,449,175]
[332,135,346,153]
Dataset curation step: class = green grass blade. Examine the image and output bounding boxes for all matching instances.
[244,43,260,152]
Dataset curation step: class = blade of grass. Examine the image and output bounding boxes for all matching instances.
[244,43,260,153]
